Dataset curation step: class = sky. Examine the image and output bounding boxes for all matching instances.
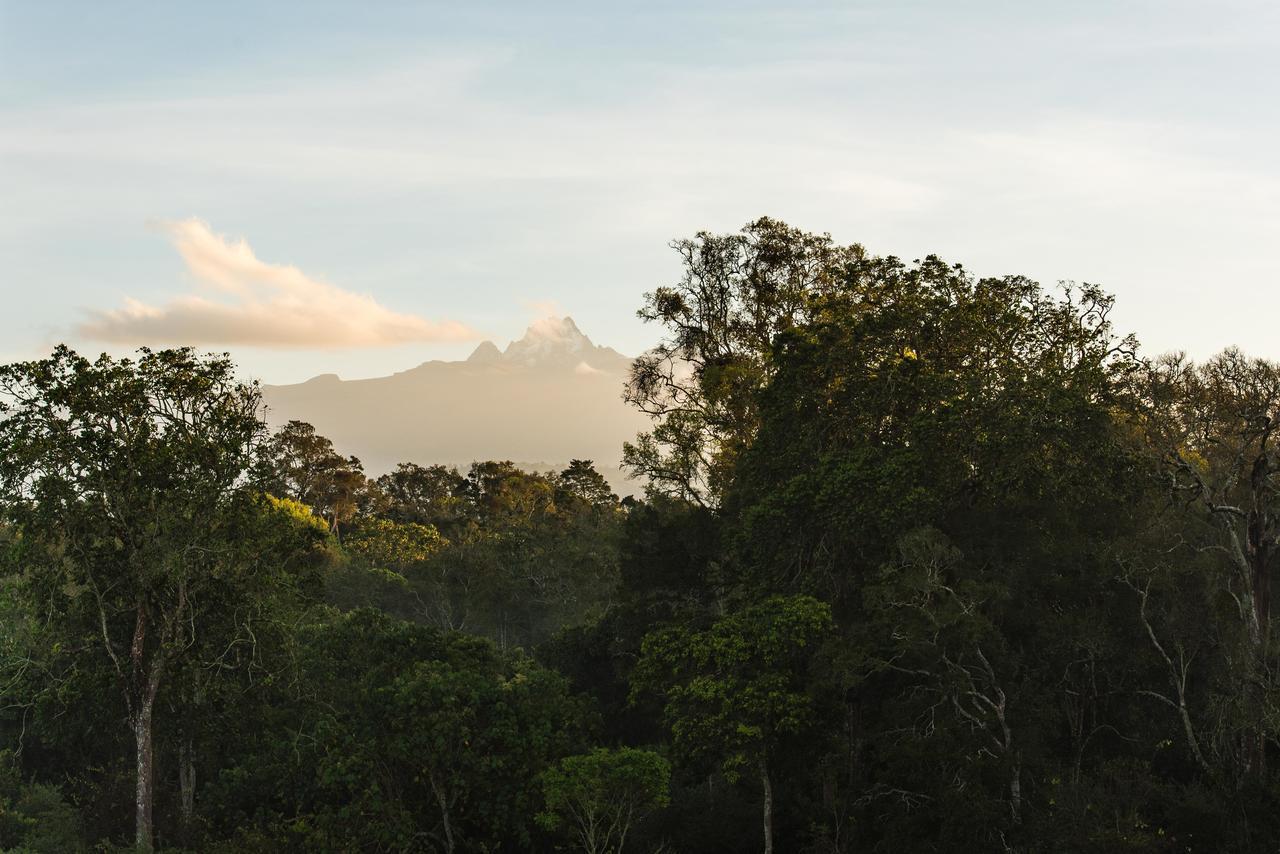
[4,1,1280,383]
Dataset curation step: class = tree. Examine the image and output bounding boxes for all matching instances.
[374,461,473,538]
[260,420,368,536]
[203,609,584,852]
[624,218,863,505]
[343,516,446,572]
[0,751,81,853]
[726,257,1140,599]
[538,747,671,854]
[387,651,581,853]
[385,461,623,648]
[719,251,1149,848]
[860,528,1025,829]
[0,346,266,850]
[466,460,556,522]
[328,516,452,630]
[633,595,834,854]
[556,460,619,511]
[162,491,331,844]
[623,216,1148,515]
[1137,348,1280,780]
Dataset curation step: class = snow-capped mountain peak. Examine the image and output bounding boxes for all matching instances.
[460,317,631,372]
[503,316,590,363]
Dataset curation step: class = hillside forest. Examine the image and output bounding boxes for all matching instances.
[5,218,1280,852]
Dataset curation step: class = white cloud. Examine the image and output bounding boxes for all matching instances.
[78,219,477,349]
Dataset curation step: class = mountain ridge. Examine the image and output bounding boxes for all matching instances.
[260,317,647,494]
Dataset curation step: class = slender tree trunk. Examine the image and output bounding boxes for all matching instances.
[1009,750,1022,825]
[760,756,774,854]
[616,804,633,854]
[127,603,160,853]
[1246,448,1272,777]
[429,772,455,854]
[133,696,156,852]
[179,735,196,842]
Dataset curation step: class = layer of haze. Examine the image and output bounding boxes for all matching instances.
[4,1,1280,382]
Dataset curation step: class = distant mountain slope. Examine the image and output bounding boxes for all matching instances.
[260,317,648,494]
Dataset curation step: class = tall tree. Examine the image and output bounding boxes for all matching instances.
[624,217,861,505]
[0,346,266,850]
[711,240,1148,848]
[1139,348,1280,778]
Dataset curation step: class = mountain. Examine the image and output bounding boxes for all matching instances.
[495,316,632,372]
[260,317,648,494]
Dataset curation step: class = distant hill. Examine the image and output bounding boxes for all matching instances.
[260,317,649,494]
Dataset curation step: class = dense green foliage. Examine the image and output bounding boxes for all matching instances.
[4,218,1280,851]
[538,747,671,854]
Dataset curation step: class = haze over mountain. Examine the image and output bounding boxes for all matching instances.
[260,317,647,493]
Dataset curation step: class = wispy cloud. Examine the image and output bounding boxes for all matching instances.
[78,219,477,349]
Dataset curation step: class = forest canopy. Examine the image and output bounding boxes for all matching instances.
[3,218,1280,852]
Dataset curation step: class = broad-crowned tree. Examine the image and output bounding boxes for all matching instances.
[374,462,473,539]
[721,258,1150,848]
[538,746,671,854]
[624,218,861,506]
[0,346,266,851]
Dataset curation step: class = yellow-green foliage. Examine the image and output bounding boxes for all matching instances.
[343,517,446,572]
[263,493,331,537]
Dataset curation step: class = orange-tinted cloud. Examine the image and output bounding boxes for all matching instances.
[79,219,477,349]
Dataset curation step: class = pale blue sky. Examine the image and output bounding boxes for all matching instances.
[4,1,1280,382]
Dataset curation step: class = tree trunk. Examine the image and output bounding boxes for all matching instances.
[1009,750,1022,825]
[1246,447,1272,777]
[179,735,196,842]
[429,771,455,854]
[760,756,774,854]
[133,697,155,852]
[128,603,160,853]
[616,803,633,854]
